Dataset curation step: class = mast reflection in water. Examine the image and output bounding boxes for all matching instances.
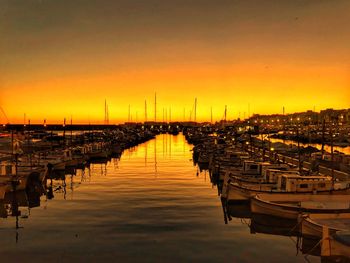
[0,134,328,262]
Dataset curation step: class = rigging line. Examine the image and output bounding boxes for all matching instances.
[0,106,10,123]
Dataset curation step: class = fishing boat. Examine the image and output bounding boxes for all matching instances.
[64,147,87,169]
[222,160,294,188]
[251,194,350,220]
[301,213,350,239]
[222,174,350,203]
[86,143,110,161]
[1,162,47,191]
[221,161,300,200]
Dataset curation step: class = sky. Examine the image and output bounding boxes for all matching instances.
[0,0,349,124]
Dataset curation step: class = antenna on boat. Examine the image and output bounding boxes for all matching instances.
[211,107,213,124]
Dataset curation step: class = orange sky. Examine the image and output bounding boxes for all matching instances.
[1,0,349,124]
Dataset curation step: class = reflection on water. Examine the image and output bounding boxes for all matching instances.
[225,202,350,263]
[0,134,341,262]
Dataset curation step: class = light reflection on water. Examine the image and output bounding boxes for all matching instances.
[0,134,317,262]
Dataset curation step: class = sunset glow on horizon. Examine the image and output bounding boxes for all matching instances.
[1,0,349,124]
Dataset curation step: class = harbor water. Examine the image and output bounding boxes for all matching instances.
[0,134,318,262]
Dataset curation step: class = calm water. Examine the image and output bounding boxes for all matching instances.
[1,134,319,262]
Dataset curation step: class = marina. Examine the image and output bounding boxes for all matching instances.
[0,133,307,262]
[1,1,350,262]
[0,127,350,262]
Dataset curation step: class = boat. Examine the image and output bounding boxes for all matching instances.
[251,194,350,220]
[223,174,350,203]
[250,213,300,237]
[86,143,110,161]
[301,213,350,239]
[0,162,47,192]
[221,160,296,192]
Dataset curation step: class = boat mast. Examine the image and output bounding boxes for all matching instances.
[154,92,157,122]
[224,105,227,122]
[169,107,171,123]
[107,104,109,125]
[283,106,285,142]
[28,119,32,166]
[70,116,73,145]
[104,99,107,125]
[321,119,326,158]
[194,98,197,122]
[63,117,66,141]
[248,103,250,119]
[296,127,302,174]
[144,100,147,123]
[165,108,167,123]
[330,119,334,186]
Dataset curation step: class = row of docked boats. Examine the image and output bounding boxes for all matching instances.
[0,127,157,204]
[186,130,350,261]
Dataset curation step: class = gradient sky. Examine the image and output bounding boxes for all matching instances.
[1,0,349,123]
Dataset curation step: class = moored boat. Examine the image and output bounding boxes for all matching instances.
[301,213,350,239]
[251,194,350,220]
[223,174,350,203]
